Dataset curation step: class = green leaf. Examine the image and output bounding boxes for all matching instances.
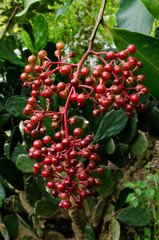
[55,0,73,21]
[103,204,115,223]
[82,99,103,134]
[119,115,137,144]
[135,188,142,195]
[16,0,40,17]
[16,154,36,173]
[131,198,139,208]
[116,206,150,227]
[21,30,35,53]
[94,109,127,143]
[35,199,58,218]
[115,188,133,211]
[3,215,18,239]
[116,0,154,34]
[108,143,130,167]
[126,193,135,203]
[0,157,24,190]
[0,40,24,67]
[140,0,159,20]
[5,95,28,118]
[11,142,28,163]
[0,114,10,128]
[85,225,96,240]
[130,132,148,156]
[0,182,6,199]
[105,25,159,102]
[33,14,48,51]
[92,166,114,199]
[8,126,23,158]
[26,180,40,207]
[104,138,116,154]
[144,227,151,238]
[111,219,120,240]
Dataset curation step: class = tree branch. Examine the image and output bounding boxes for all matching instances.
[1,5,23,40]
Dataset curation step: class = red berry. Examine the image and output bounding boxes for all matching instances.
[77,94,86,103]
[33,140,43,149]
[81,67,90,76]
[38,50,47,59]
[95,84,106,94]
[127,44,136,54]
[60,65,71,75]
[107,51,116,60]
[73,128,82,137]
[129,94,140,104]
[43,135,52,144]
[56,42,65,50]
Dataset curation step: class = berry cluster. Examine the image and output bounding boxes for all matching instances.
[21,42,148,208]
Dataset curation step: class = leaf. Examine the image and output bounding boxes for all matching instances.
[55,0,73,21]
[116,206,150,227]
[140,0,159,20]
[111,219,120,240]
[33,14,48,51]
[105,25,159,102]
[92,166,114,199]
[116,0,154,34]
[0,114,10,128]
[5,95,28,118]
[26,180,40,207]
[21,30,35,53]
[103,204,115,223]
[85,225,96,240]
[0,182,6,199]
[115,188,133,211]
[16,154,36,173]
[16,0,40,17]
[0,157,24,190]
[130,132,148,156]
[82,99,103,134]
[35,199,58,218]
[104,138,116,154]
[0,40,24,67]
[131,198,139,208]
[11,142,28,163]
[108,143,130,167]
[94,109,127,143]
[3,215,18,239]
[126,193,135,203]
[8,126,23,158]
[119,115,137,144]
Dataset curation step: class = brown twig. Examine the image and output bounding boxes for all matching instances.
[1,5,22,40]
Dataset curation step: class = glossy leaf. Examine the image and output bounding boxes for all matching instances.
[93,166,114,199]
[0,157,24,190]
[116,206,150,227]
[3,215,18,239]
[16,154,36,173]
[35,199,58,218]
[85,225,96,240]
[55,0,73,21]
[116,0,154,34]
[140,0,159,20]
[21,30,35,53]
[94,109,127,143]
[16,0,40,17]
[105,25,159,101]
[130,132,148,156]
[33,14,48,51]
[0,40,24,67]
